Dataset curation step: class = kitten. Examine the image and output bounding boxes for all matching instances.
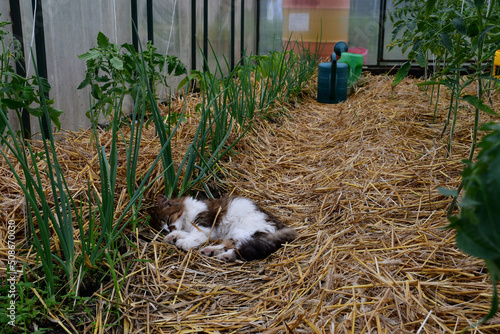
[153,194,297,262]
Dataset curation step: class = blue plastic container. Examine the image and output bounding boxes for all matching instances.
[317,61,348,104]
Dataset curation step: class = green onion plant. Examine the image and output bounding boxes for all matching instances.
[1,63,76,297]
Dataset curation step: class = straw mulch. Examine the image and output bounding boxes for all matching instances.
[1,74,499,333]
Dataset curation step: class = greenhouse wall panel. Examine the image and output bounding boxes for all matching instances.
[243,0,257,56]
[2,0,409,133]
[41,1,132,131]
[259,0,284,54]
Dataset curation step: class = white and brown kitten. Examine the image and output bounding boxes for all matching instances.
[152,195,296,262]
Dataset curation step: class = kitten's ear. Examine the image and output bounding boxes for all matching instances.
[157,194,170,208]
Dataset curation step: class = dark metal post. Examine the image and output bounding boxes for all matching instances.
[147,0,154,43]
[9,0,31,139]
[31,0,50,139]
[240,0,245,58]
[191,0,196,71]
[203,0,208,71]
[377,0,387,66]
[131,0,139,50]
[230,0,235,70]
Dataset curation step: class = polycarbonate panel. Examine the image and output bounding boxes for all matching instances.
[243,0,257,56]
[228,0,258,67]
[281,0,350,59]
[259,0,284,54]
[195,0,232,75]
[0,4,10,26]
[17,1,47,135]
[41,1,132,131]
[210,1,232,68]
[12,1,132,133]
[380,0,408,62]
[259,0,390,65]
[149,1,191,100]
[233,0,243,62]
[136,1,149,49]
[4,0,414,133]
[348,0,382,65]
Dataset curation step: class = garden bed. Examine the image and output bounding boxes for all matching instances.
[1,74,499,333]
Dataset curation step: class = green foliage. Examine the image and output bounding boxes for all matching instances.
[443,122,500,325]
[252,44,319,110]
[157,74,246,198]
[0,66,77,297]
[79,33,253,201]
[82,47,185,268]
[0,28,184,301]
[0,274,49,333]
[391,2,500,325]
[78,31,186,123]
[389,0,500,156]
[172,42,319,196]
[0,16,63,135]
[390,0,500,61]
[392,61,411,88]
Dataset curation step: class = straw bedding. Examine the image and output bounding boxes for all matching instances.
[1,74,499,333]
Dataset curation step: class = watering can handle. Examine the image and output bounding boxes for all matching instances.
[330,59,337,101]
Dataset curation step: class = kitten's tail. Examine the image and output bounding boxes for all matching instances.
[237,228,297,261]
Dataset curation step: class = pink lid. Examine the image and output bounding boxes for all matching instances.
[348,47,368,64]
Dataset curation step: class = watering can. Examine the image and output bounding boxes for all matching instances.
[335,52,364,86]
[317,59,348,104]
[330,41,365,87]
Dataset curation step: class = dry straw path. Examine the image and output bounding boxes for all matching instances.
[0,74,499,333]
[121,75,499,333]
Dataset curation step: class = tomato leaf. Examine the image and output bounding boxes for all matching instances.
[392,61,411,87]
[462,95,498,116]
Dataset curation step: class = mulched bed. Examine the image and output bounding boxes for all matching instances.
[1,73,499,333]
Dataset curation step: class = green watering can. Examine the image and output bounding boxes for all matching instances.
[336,52,364,86]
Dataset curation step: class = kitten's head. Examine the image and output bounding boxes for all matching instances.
[154,195,185,232]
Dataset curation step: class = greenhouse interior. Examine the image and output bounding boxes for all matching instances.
[1,0,500,333]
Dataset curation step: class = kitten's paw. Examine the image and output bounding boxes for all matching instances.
[199,245,225,257]
[217,250,237,262]
[164,231,183,245]
[176,238,201,251]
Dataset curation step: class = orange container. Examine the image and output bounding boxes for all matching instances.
[494,50,500,78]
[282,0,350,59]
